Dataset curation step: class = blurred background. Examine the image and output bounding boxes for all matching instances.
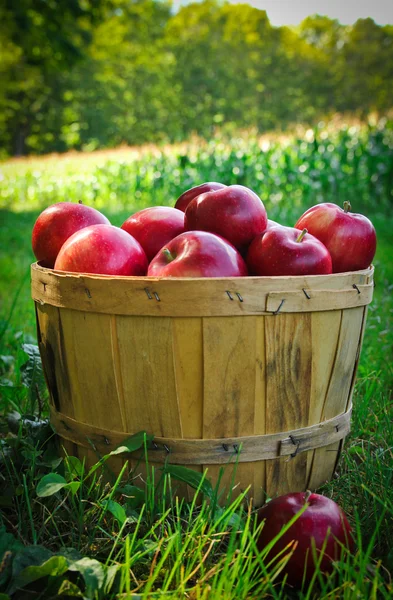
[1,0,392,158]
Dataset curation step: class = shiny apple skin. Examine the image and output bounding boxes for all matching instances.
[32,202,110,268]
[256,492,353,588]
[147,231,248,277]
[174,182,226,212]
[121,207,185,261]
[295,203,376,273]
[246,226,332,276]
[184,185,267,250]
[54,224,148,276]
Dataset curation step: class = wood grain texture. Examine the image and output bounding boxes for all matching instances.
[307,307,365,489]
[32,263,374,317]
[265,313,312,498]
[202,316,256,499]
[33,263,373,502]
[306,310,343,483]
[36,304,74,417]
[114,315,183,437]
[172,318,203,439]
[50,404,351,463]
[253,316,267,506]
[265,284,373,313]
[171,317,204,498]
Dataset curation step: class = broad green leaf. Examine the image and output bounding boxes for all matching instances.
[68,557,105,593]
[11,546,53,578]
[8,556,68,595]
[120,484,145,509]
[0,526,23,557]
[36,473,68,497]
[56,580,83,596]
[101,499,127,525]
[0,526,23,588]
[109,431,154,456]
[162,465,214,499]
[57,548,82,562]
[67,481,81,496]
[20,344,44,389]
[64,455,84,480]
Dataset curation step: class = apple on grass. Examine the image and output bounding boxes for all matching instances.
[147,231,248,277]
[246,226,332,276]
[256,491,353,588]
[185,184,267,250]
[54,224,148,276]
[121,206,185,262]
[174,182,226,212]
[295,201,376,273]
[32,202,110,268]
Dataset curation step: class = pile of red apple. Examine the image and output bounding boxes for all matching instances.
[32,182,376,276]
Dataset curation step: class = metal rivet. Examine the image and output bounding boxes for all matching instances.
[152,441,159,450]
[233,444,239,454]
[103,436,110,446]
[302,288,311,299]
[222,444,229,451]
[85,288,91,299]
[163,444,170,454]
[226,291,234,301]
[144,288,153,299]
[236,292,244,302]
[353,284,361,294]
[153,292,160,301]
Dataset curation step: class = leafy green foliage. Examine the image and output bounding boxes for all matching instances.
[1,0,393,156]
[162,465,214,500]
[0,124,392,598]
[1,120,392,218]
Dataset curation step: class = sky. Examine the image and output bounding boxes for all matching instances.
[171,0,393,25]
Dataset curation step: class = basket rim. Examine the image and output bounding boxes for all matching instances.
[31,261,374,283]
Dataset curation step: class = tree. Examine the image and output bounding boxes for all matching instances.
[0,0,113,154]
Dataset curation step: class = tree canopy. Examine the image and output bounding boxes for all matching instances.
[1,0,392,156]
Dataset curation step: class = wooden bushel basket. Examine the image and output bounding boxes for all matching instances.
[32,263,374,506]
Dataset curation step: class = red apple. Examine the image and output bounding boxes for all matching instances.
[174,182,226,212]
[267,219,282,229]
[246,227,332,276]
[294,202,376,273]
[121,207,185,262]
[185,185,267,250]
[256,492,353,588]
[147,231,248,277]
[54,224,148,276]
[32,202,110,268]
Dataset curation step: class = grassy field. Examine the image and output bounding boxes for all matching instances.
[0,121,393,598]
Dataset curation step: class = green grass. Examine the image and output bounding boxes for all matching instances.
[1,121,393,598]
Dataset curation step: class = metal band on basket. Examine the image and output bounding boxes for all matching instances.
[50,404,352,465]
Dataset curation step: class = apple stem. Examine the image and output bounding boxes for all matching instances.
[304,490,312,503]
[296,228,308,243]
[78,200,83,204]
[162,248,173,263]
[343,201,351,213]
